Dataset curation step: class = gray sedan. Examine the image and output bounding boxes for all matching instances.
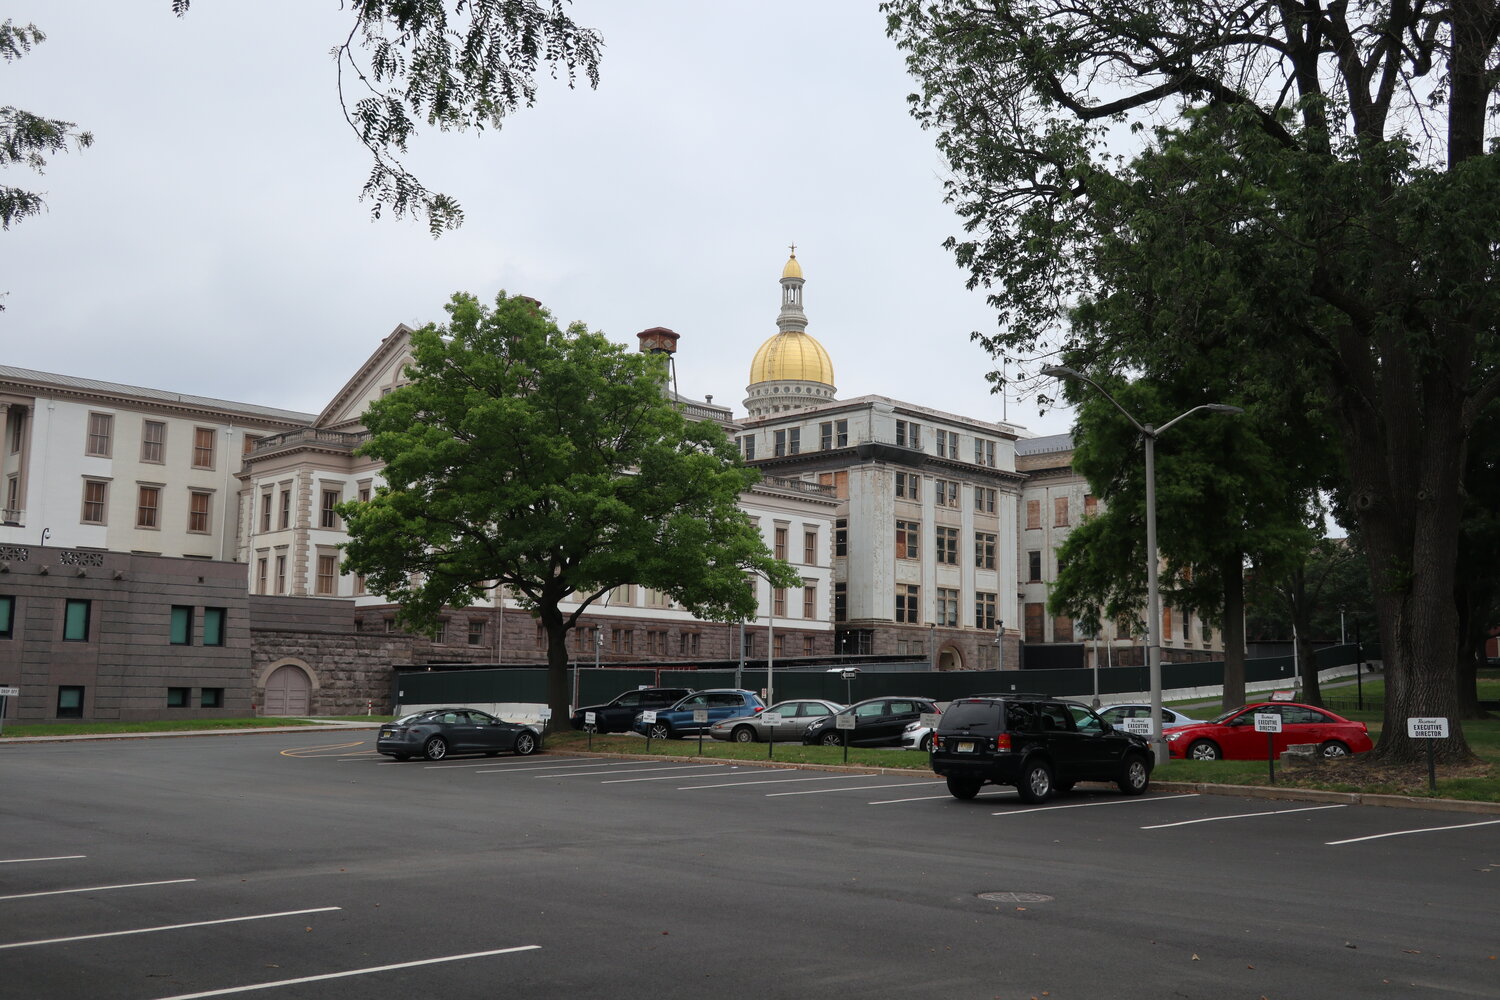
[709,699,844,743]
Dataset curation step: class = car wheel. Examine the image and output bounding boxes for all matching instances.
[1118,754,1151,795]
[1187,740,1221,761]
[423,737,448,761]
[732,726,757,743]
[919,733,933,753]
[820,731,843,746]
[514,731,539,756]
[1318,740,1351,758]
[946,776,982,800]
[1017,759,1054,804]
[648,722,673,740]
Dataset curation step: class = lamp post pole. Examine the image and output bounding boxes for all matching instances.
[996,620,1004,671]
[1041,365,1241,765]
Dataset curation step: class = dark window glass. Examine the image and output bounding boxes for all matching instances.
[0,594,12,638]
[203,607,226,646]
[57,685,84,718]
[63,599,90,641]
[170,605,192,645]
[201,687,223,708]
[167,687,190,708]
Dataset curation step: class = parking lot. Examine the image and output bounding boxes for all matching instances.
[3,734,1497,999]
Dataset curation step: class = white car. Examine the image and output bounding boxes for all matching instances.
[1097,704,1205,731]
[900,721,934,752]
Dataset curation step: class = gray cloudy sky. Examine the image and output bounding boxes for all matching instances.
[6,1,1073,437]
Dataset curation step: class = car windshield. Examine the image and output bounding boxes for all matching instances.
[394,712,433,725]
[1211,708,1245,724]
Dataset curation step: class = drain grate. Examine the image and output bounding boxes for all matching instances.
[977,891,1054,904]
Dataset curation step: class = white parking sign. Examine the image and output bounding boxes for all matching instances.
[1407,717,1449,739]
[1254,713,1282,733]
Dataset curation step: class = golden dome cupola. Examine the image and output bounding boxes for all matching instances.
[744,247,838,418]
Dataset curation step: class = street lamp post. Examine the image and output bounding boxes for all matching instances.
[996,620,1004,671]
[928,622,937,671]
[1041,365,1242,765]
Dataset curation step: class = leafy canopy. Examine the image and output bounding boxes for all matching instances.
[0,21,94,232]
[339,291,799,638]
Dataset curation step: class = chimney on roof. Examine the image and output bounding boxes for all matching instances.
[636,327,680,355]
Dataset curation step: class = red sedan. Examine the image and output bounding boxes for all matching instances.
[1164,702,1373,760]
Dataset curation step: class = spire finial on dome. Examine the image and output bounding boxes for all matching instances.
[788,241,796,257]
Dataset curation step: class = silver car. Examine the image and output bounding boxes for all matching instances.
[1097,704,1205,731]
[709,698,843,743]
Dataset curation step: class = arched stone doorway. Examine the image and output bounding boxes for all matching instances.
[261,660,315,716]
[938,645,963,670]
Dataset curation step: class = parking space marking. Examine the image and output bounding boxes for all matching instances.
[678,774,876,790]
[429,757,603,771]
[151,946,541,1000]
[600,766,738,783]
[0,878,195,901]
[536,764,723,778]
[869,791,1016,805]
[1326,818,1500,845]
[280,741,367,757]
[766,780,943,797]
[996,793,1200,816]
[474,760,640,774]
[1140,803,1345,829]
[0,855,86,864]
[0,906,341,951]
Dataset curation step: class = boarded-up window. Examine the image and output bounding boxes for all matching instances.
[1162,606,1174,641]
[1052,616,1074,643]
[1026,499,1041,530]
[1054,496,1070,526]
[1024,602,1046,642]
[817,470,849,499]
[1084,494,1098,518]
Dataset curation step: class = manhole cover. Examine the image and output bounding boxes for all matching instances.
[977,891,1054,904]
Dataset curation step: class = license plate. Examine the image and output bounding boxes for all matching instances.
[379,729,394,738]
[956,740,975,753]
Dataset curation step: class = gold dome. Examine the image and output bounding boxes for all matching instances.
[781,254,803,280]
[749,331,834,386]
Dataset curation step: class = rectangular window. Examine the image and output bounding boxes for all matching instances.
[1085,494,1098,518]
[1025,602,1046,642]
[820,421,833,450]
[1162,606,1174,641]
[834,582,846,622]
[57,685,84,718]
[803,529,818,565]
[774,526,788,560]
[275,555,286,595]
[679,631,701,655]
[816,470,849,499]
[279,489,291,529]
[320,489,341,529]
[354,573,366,596]
[316,554,338,595]
[187,491,211,533]
[203,607,225,646]
[5,474,18,518]
[895,419,921,449]
[0,594,13,638]
[260,493,272,532]
[819,419,847,449]
[86,412,113,457]
[803,636,816,656]
[935,429,958,459]
[935,587,959,626]
[975,591,997,630]
[81,480,108,525]
[1027,550,1042,582]
[468,619,486,646]
[974,438,996,467]
[895,471,921,499]
[1026,499,1041,530]
[773,587,786,616]
[141,420,166,463]
[774,428,801,456]
[136,485,161,528]
[835,518,847,557]
[935,480,958,507]
[242,435,261,454]
[611,628,633,654]
[738,434,756,460]
[975,531,996,569]
[167,686,190,708]
[974,487,997,514]
[773,633,785,658]
[64,599,90,641]
[935,526,959,565]
[358,485,371,503]
[201,687,223,708]
[192,427,216,470]
[895,519,920,559]
[1053,616,1075,642]
[170,605,193,645]
[802,582,817,618]
[895,583,920,624]
[1054,496,1070,527]
[8,415,21,454]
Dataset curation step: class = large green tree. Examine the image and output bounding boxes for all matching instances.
[339,291,799,728]
[1,21,92,232]
[886,0,1500,762]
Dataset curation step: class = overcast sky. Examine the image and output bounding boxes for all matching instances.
[6,1,1074,437]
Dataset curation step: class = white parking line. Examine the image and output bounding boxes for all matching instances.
[424,757,606,770]
[0,907,341,950]
[601,767,737,784]
[474,760,639,774]
[997,793,1201,816]
[679,774,876,790]
[0,878,195,901]
[1140,803,1344,829]
[1326,818,1500,845]
[150,945,541,1000]
[0,855,86,864]
[766,780,943,797]
[537,764,721,778]
[869,791,1016,805]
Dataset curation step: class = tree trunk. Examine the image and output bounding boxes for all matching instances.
[1220,551,1246,711]
[1455,641,1487,720]
[542,607,573,735]
[1296,625,1323,706]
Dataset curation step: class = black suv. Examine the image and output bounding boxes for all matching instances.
[930,694,1153,804]
[570,687,691,734]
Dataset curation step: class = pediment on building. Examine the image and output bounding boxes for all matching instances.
[315,325,418,431]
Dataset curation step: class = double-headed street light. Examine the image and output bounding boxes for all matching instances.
[1041,365,1242,765]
